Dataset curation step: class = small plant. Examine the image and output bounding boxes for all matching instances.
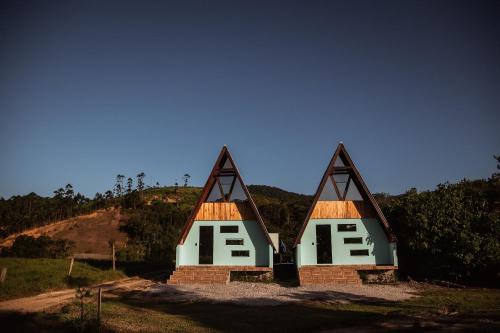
[69,287,100,332]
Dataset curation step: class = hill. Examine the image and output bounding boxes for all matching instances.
[247,185,312,204]
[141,184,311,208]
[0,185,308,252]
[0,209,128,254]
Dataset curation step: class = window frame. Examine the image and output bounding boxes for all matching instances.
[225,239,244,245]
[344,237,363,244]
[338,224,357,232]
[350,249,369,256]
[220,225,239,233]
[231,250,250,257]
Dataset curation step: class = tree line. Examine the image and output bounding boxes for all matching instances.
[0,184,104,237]
[0,171,192,238]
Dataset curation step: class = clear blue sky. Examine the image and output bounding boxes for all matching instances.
[1,0,499,199]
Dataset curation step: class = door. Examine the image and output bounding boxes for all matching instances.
[316,225,332,264]
[199,226,213,264]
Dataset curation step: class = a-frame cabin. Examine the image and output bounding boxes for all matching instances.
[168,146,275,284]
[294,143,398,285]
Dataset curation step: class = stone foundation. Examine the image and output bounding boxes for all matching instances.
[167,266,273,285]
[298,265,397,285]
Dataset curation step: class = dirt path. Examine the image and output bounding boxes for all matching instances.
[0,277,147,313]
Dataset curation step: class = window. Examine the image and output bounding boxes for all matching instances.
[205,175,248,202]
[220,225,238,233]
[350,249,369,256]
[219,175,235,198]
[318,177,339,200]
[338,224,356,232]
[231,250,249,257]
[228,178,248,201]
[344,237,362,244]
[206,183,223,202]
[334,156,345,167]
[222,158,234,169]
[344,179,363,200]
[226,239,244,245]
[333,173,349,197]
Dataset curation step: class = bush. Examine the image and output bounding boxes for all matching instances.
[115,243,146,262]
[381,178,500,285]
[5,235,74,258]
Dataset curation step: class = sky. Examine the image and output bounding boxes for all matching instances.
[1,0,499,199]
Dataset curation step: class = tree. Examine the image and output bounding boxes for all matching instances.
[494,155,500,180]
[182,174,191,187]
[136,172,146,202]
[53,188,65,200]
[64,184,74,199]
[53,187,65,220]
[94,192,105,209]
[104,190,114,200]
[115,175,125,197]
[127,177,133,194]
[136,172,145,192]
[63,184,75,217]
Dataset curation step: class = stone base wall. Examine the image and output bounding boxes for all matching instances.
[167,266,272,285]
[298,265,397,285]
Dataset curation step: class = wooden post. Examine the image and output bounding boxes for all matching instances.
[0,268,7,284]
[97,288,102,323]
[68,257,74,277]
[112,243,116,271]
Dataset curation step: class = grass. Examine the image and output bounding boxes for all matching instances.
[0,258,125,300]
[401,288,500,316]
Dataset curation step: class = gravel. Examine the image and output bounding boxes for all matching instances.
[137,282,419,306]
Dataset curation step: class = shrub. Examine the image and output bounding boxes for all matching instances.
[5,235,74,258]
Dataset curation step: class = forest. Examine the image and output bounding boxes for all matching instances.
[1,159,499,286]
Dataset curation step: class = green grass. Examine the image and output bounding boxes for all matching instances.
[401,289,500,316]
[0,258,125,300]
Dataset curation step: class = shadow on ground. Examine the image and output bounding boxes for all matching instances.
[2,285,500,333]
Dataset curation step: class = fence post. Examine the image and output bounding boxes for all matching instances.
[0,267,7,284]
[112,243,116,271]
[97,288,102,323]
[68,257,74,277]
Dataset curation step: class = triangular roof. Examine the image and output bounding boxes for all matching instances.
[293,143,396,247]
[178,146,276,251]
